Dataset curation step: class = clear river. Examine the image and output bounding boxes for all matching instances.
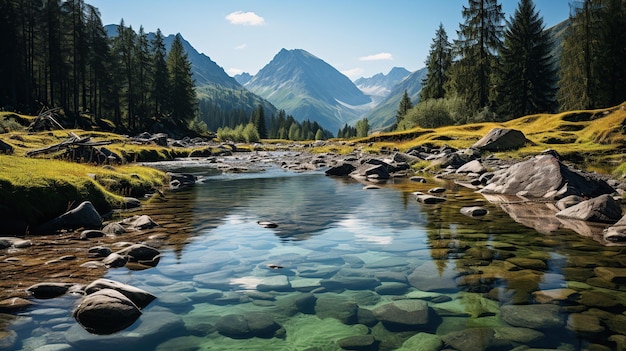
[4,159,626,351]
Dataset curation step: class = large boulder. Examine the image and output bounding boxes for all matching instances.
[471,128,527,151]
[73,288,141,335]
[372,299,430,328]
[36,201,102,234]
[480,155,615,200]
[555,194,622,223]
[84,279,155,308]
[215,312,283,339]
[325,163,356,176]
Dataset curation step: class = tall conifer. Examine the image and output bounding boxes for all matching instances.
[421,23,452,101]
[167,34,196,126]
[450,0,504,114]
[496,0,557,119]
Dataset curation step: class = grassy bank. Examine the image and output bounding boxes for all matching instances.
[0,155,167,230]
[1,103,625,233]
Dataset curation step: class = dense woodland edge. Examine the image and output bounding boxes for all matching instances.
[0,0,625,140]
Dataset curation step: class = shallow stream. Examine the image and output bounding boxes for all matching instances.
[5,160,626,350]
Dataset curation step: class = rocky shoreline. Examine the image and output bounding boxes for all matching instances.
[2,127,626,340]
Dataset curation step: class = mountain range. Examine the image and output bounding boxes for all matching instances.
[106,19,566,134]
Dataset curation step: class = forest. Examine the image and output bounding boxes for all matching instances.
[1,0,625,139]
[397,0,626,131]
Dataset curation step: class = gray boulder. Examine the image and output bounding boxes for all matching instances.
[36,201,102,234]
[73,288,141,335]
[215,312,283,339]
[84,279,155,308]
[480,155,615,200]
[325,163,356,176]
[372,299,430,327]
[471,128,527,151]
[115,244,161,263]
[555,194,622,223]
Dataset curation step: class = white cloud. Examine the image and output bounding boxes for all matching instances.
[235,43,247,50]
[226,11,265,26]
[341,67,364,80]
[359,53,393,61]
[227,68,245,76]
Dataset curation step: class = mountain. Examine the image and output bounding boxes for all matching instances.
[364,67,428,131]
[104,25,276,122]
[245,48,372,132]
[234,72,253,85]
[355,67,411,102]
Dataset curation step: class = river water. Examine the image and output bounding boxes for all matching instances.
[4,160,626,350]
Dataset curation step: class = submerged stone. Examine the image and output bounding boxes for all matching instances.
[500,304,564,329]
[372,299,430,327]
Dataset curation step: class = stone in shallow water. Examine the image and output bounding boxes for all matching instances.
[315,295,358,325]
[506,257,547,270]
[216,312,283,339]
[66,311,184,350]
[372,299,430,327]
[567,313,605,335]
[577,290,621,308]
[441,328,501,351]
[407,262,458,293]
[375,282,409,295]
[593,266,626,284]
[532,288,579,304]
[396,332,442,351]
[320,277,381,291]
[336,334,377,350]
[500,304,564,329]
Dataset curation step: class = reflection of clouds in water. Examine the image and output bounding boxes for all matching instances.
[229,276,262,290]
[338,217,393,245]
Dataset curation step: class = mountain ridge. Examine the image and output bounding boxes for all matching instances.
[245,48,372,132]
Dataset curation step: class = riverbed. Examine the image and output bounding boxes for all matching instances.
[2,158,626,350]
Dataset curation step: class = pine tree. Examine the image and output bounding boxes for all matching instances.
[496,0,557,119]
[450,0,504,113]
[355,118,370,137]
[594,0,626,108]
[558,1,600,110]
[421,23,452,101]
[151,29,169,118]
[396,90,412,127]
[167,34,197,127]
[251,104,267,139]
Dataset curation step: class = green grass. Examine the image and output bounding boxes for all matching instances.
[0,155,167,226]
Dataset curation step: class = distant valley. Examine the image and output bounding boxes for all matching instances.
[106,18,564,134]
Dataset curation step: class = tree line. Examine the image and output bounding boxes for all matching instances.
[397,0,626,130]
[216,106,334,143]
[0,0,196,134]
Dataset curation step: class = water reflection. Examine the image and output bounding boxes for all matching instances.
[4,163,626,351]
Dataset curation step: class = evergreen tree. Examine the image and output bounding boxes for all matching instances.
[251,104,267,139]
[496,0,557,119]
[421,23,452,101]
[151,29,169,117]
[134,26,151,130]
[167,34,196,126]
[593,0,626,108]
[396,90,412,127]
[355,118,369,137]
[450,0,504,113]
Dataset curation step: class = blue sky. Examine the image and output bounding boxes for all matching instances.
[89,0,570,80]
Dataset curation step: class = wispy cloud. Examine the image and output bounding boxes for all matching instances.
[359,53,393,61]
[226,11,265,26]
[235,43,247,50]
